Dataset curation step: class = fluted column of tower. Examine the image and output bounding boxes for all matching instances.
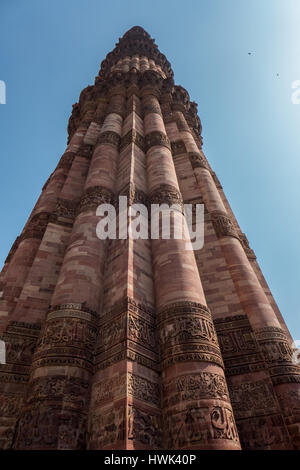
[0,26,298,451]
[0,96,100,449]
[87,76,162,450]
[173,108,300,449]
[141,74,240,450]
[13,88,125,450]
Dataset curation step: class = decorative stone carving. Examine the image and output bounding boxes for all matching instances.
[118,183,148,206]
[128,314,157,350]
[172,86,190,112]
[15,405,87,449]
[97,131,121,147]
[157,300,212,323]
[144,131,171,152]
[88,406,125,449]
[163,372,229,408]
[128,405,162,448]
[149,184,183,207]
[211,406,239,441]
[236,414,291,450]
[26,376,90,408]
[120,129,145,152]
[35,316,97,365]
[211,212,239,240]
[100,296,155,325]
[188,151,210,170]
[3,336,37,365]
[140,70,164,93]
[92,375,126,407]
[98,314,126,350]
[21,212,51,241]
[256,327,294,364]
[127,373,160,406]
[158,301,223,368]
[171,140,187,156]
[228,379,278,419]
[159,315,218,347]
[98,27,173,80]
[214,315,264,375]
[77,185,114,214]
[54,198,78,220]
[78,143,94,160]
[164,404,239,448]
[0,321,41,367]
[48,303,98,318]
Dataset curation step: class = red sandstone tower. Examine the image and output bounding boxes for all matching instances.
[0,26,299,450]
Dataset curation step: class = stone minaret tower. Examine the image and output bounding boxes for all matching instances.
[0,27,299,451]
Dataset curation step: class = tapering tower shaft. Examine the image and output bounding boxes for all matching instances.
[0,26,299,451]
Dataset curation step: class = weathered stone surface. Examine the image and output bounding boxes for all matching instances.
[0,26,298,451]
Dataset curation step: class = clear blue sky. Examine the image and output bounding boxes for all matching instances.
[0,0,299,339]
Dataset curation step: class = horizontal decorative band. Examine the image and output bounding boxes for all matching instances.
[77,185,114,214]
[5,321,41,337]
[171,140,187,156]
[255,328,294,365]
[163,372,230,407]
[97,131,121,147]
[269,363,300,384]
[20,212,51,241]
[272,374,300,385]
[77,143,94,160]
[255,326,290,342]
[118,183,148,206]
[120,129,145,152]
[25,375,90,407]
[53,198,79,220]
[48,303,99,319]
[160,351,224,370]
[32,356,94,374]
[144,131,171,152]
[211,212,240,240]
[34,317,98,359]
[157,301,212,325]
[189,152,210,170]
[56,151,75,170]
[149,184,183,207]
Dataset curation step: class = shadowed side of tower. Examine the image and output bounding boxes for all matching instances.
[0,26,299,450]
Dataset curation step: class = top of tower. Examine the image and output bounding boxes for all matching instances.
[121,26,152,40]
[98,26,173,79]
